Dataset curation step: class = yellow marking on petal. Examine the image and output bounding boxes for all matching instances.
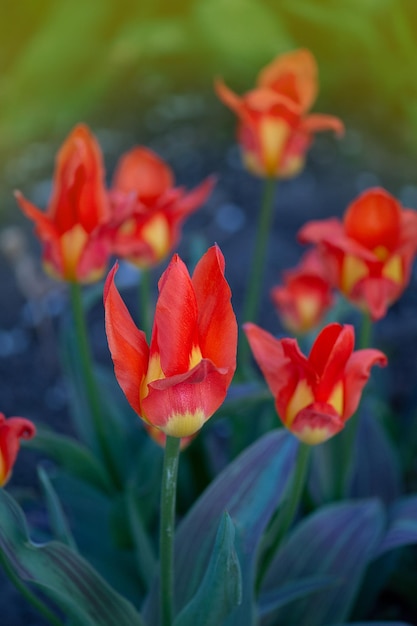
[327,380,344,416]
[285,379,315,428]
[297,295,321,331]
[119,218,136,236]
[189,345,203,370]
[141,353,164,402]
[279,155,305,179]
[260,117,290,176]
[295,425,335,446]
[382,254,403,284]
[242,150,264,177]
[60,224,88,281]
[341,254,369,295]
[373,245,389,261]
[141,214,170,262]
[163,408,206,438]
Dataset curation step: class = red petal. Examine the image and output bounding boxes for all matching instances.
[291,403,344,444]
[172,176,216,219]
[301,113,344,137]
[243,323,299,403]
[112,147,174,202]
[308,324,354,398]
[192,245,237,378]
[103,263,149,416]
[257,49,318,112]
[344,188,402,251]
[14,191,57,241]
[152,255,199,377]
[343,349,387,420]
[0,416,36,486]
[51,124,110,234]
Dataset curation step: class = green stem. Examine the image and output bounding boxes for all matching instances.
[69,281,120,489]
[359,310,372,350]
[139,268,152,341]
[239,176,277,375]
[159,436,181,626]
[0,550,64,626]
[257,442,310,588]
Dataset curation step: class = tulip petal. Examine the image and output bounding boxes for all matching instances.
[172,176,216,219]
[0,416,36,486]
[112,147,174,202]
[301,114,344,137]
[14,192,57,241]
[192,245,237,377]
[104,264,149,416]
[343,349,388,420]
[291,403,345,445]
[214,78,244,116]
[153,255,199,377]
[308,324,354,398]
[244,323,300,410]
[257,49,318,112]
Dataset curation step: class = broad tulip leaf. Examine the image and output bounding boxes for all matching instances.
[27,426,112,493]
[258,576,336,618]
[346,407,402,505]
[260,499,385,626]
[376,495,417,557]
[143,430,297,625]
[0,489,145,626]
[173,513,242,626]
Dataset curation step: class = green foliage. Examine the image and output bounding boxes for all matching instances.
[0,489,146,626]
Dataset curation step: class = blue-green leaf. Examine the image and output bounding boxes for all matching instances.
[37,464,77,551]
[376,495,417,557]
[260,500,385,626]
[173,512,242,626]
[0,489,145,626]
[258,576,336,618]
[143,429,298,625]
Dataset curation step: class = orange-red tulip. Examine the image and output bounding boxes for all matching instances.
[244,322,386,445]
[15,124,111,283]
[108,147,215,268]
[271,249,334,333]
[299,188,417,320]
[0,413,36,486]
[104,245,237,438]
[215,49,344,178]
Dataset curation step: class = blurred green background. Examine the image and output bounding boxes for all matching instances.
[1,0,417,199]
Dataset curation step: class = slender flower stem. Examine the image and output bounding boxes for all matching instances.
[69,281,120,488]
[358,310,372,350]
[159,436,181,626]
[239,176,277,374]
[257,442,310,588]
[139,268,152,341]
[0,550,64,626]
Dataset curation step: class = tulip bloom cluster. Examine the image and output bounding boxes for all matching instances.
[0,413,36,486]
[244,322,387,445]
[216,48,344,178]
[299,187,417,320]
[104,245,237,439]
[16,126,213,283]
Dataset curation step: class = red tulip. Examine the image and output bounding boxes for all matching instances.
[15,124,111,283]
[244,322,386,445]
[0,413,36,486]
[299,188,417,320]
[104,246,237,437]
[271,249,334,333]
[108,147,215,268]
[215,49,344,178]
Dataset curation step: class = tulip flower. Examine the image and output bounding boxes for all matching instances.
[108,147,215,268]
[271,249,334,333]
[298,187,417,320]
[0,413,36,486]
[244,322,386,445]
[215,48,344,178]
[15,124,111,283]
[104,245,237,437]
